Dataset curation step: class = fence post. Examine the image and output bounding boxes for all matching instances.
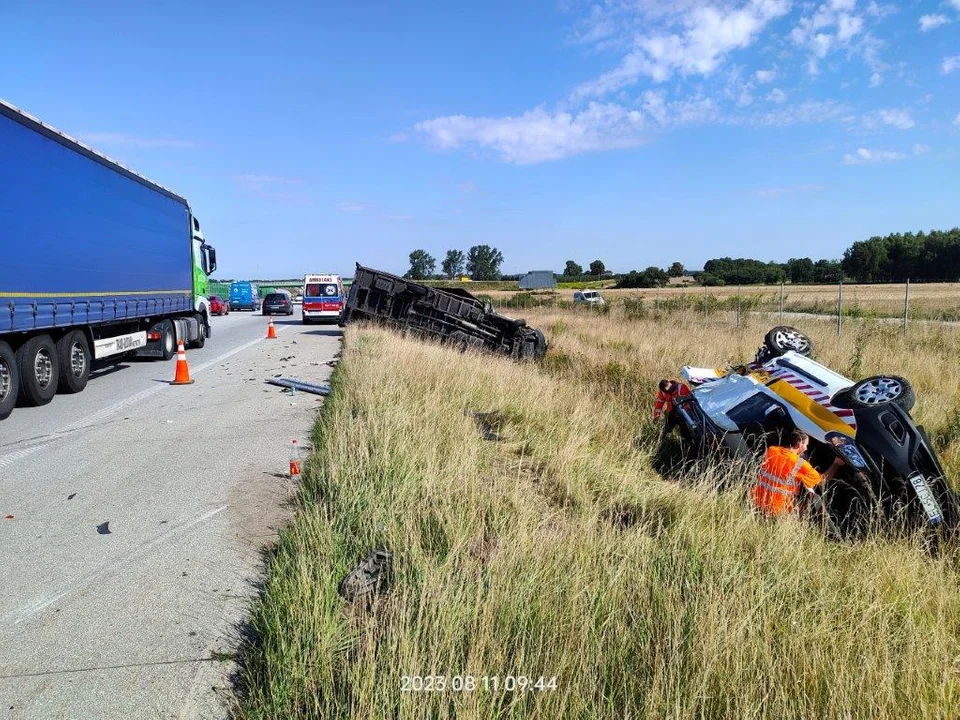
[704,284,708,325]
[903,278,910,334]
[837,281,843,336]
[779,281,784,323]
[737,285,741,328]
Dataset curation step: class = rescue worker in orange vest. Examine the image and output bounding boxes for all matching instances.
[752,429,844,522]
[654,379,691,435]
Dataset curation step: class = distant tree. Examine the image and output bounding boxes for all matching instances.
[786,257,815,283]
[563,260,584,277]
[668,261,686,277]
[466,245,504,280]
[405,249,435,280]
[616,266,669,289]
[441,249,465,278]
[589,260,605,276]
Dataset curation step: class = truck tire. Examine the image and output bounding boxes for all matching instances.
[16,334,59,406]
[159,320,177,360]
[189,315,207,349]
[56,330,91,394]
[0,342,19,420]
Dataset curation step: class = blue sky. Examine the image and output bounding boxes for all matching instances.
[2,0,958,278]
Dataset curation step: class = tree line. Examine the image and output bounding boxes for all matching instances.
[403,228,960,286]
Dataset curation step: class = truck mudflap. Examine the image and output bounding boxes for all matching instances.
[342,264,548,361]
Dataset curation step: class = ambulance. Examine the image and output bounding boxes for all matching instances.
[301,274,345,324]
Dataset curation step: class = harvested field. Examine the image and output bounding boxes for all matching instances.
[482,282,960,322]
[237,311,960,719]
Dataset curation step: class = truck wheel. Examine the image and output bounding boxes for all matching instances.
[16,334,59,406]
[159,320,176,360]
[0,342,19,420]
[56,330,91,394]
[189,315,207,349]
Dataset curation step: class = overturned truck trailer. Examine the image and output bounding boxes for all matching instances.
[340,264,548,361]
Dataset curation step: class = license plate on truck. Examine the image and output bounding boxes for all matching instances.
[909,473,943,524]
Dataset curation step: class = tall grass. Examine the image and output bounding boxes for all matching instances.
[237,313,960,719]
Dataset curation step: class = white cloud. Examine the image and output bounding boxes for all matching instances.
[943,56,960,74]
[384,214,412,221]
[869,71,883,86]
[755,68,777,83]
[752,99,854,126]
[954,113,960,127]
[919,15,950,31]
[80,132,195,149]
[791,1,882,77]
[572,0,792,98]
[862,108,915,130]
[913,144,930,155]
[416,103,647,164]
[768,88,787,103]
[842,147,906,164]
[950,0,960,11]
[337,202,366,212]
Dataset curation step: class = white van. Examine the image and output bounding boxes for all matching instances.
[573,289,605,306]
[302,274,345,324]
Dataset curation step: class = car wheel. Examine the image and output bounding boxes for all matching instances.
[764,326,814,358]
[56,330,91,394]
[0,341,19,420]
[843,375,915,411]
[16,334,59,406]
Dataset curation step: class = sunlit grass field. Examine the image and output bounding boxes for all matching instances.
[237,310,960,719]
[484,282,960,322]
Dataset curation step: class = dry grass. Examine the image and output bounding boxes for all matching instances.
[237,312,960,719]
[483,282,960,321]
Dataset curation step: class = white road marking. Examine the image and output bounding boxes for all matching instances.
[2,505,228,628]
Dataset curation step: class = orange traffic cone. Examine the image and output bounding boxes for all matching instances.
[170,339,194,385]
[266,316,277,339]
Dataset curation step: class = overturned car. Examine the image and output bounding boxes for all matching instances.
[671,326,958,538]
[340,264,548,361]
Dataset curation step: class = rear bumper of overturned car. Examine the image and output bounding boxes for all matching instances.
[851,404,957,526]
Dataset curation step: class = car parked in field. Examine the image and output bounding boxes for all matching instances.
[262,290,295,316]
[671,326,958,539]
[573,289,605,306]
[209,295,229,316]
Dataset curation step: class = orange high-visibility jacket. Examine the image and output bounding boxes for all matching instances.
[653,383,691,420]
[752,445,822,516]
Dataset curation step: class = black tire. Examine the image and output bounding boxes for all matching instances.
[56,330,91,394]
[16,334,59,406]
[0,341,19,421]
[843,375,915,411]
[159,320,176,361]
[302,317,312,325]
[189,314,207,349]
[764,326,814,358]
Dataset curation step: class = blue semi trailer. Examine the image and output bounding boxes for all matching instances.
[0,99,217,421]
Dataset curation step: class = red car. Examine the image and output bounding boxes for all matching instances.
[209,295,230,316]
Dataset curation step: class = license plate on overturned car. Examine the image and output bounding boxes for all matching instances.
[909,473,943,524]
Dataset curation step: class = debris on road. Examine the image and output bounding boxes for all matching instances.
[96,521,111,535]
[68,493,77,500]
[338,549,392,602]
[4,514,14,520]
[266,377,331,396]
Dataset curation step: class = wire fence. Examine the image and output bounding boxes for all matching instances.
[479,279,957,335]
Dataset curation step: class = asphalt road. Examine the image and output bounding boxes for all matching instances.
[0,310,342,719]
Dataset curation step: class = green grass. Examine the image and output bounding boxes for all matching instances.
[236,313,960,719]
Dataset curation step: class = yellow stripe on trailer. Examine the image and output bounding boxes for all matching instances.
[768,379,855,438]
